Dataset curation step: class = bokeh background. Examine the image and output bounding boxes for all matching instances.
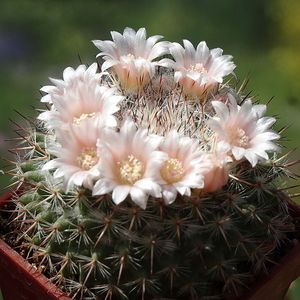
[0,0,300,298]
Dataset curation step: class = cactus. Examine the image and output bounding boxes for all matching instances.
[2,27,299,300]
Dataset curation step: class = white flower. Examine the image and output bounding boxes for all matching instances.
[40,63,101,104]
[207,94,280,167]
[39,63,123,129]
[160,40,235,99]
[43,118,104,192]
[92,27,170,90]
[93,117,167,209]
[157,130,210,204]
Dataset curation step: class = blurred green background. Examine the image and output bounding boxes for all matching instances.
[0,0,299,299]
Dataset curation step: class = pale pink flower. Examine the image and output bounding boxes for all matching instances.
[156,130,210,204]
[39,63,123,129]
[93,117,167,209]
[92,27,170,90]
[43,118,104,193]
[40,63,101,104]
[202,141,232,192]
[160,40,235,99]
[207,94,280,167]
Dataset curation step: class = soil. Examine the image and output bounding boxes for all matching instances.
[0,202,23,248]
[0,200,45,271]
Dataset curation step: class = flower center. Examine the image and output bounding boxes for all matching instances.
[73,112,96,125]
[228,127,249,148]
[76,147,99,170]
[118,155,145,185]
[160,158,185,184]
[188,63,207,74]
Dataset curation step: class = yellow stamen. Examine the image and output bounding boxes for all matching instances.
[228,127,249,148]
[160,158,185,184]
[76,147,98,170]
[73,112,96,125]
[127,53,136,59]
[188,63,207,74]
[118,155,145,185]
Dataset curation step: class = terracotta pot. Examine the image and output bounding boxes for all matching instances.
[0,188,71,300]
[1,189,300,300]
[0,239,71,300]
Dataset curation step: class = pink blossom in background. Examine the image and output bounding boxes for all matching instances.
[203,141,232,192]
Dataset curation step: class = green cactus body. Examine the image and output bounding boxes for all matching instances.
[6,118,295,300]
[3,28,298,300]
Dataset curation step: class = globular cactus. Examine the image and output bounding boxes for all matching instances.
[3,27,299,300]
